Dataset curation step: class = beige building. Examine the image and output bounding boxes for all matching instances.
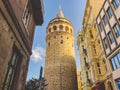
[77,0,107,90]
[0,0,44,90]
[77,31,91,90]
[77,70,83,90]
[96,0,120,90]
[44,6,78,90]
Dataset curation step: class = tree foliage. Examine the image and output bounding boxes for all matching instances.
[25,78,39,90]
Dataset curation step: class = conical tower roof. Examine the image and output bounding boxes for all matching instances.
[56,5,65,18]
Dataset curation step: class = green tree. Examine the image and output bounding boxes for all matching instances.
[25,78,39,90]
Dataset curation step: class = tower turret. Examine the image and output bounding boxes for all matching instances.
[44,6,78,90]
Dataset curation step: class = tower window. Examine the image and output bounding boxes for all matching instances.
[59,25,63,30]
[49,28,51,33]
[60,40,63,44]
[48,42,50,46]
[65,26,69,32]
[70,29,72,33]
[54,36,56,38]
[53,25,57,31]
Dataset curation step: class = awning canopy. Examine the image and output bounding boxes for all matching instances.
[92,82,105,90]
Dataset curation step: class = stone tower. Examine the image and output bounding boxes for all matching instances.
[44,6,78,90]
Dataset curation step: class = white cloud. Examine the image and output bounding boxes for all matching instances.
[31,46,45,63]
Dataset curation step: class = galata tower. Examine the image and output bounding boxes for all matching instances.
[44,6,78,90]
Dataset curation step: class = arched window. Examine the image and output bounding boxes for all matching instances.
[70,29,72,33]
[60,40,63,44]
[48,42,50,46]
[49,28,51,33]
[59,25,63,30]
[54,36,56,38]
[65,26,69,32]
[53,25,57,31]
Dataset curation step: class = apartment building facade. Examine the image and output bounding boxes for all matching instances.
[96,0,120,90]
[0,0,44,90]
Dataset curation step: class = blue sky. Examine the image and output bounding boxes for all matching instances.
[27,0,86,80]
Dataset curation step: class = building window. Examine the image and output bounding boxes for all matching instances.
[82,45,84,51]
[23,2,31,27]
[60,40,63,44]
[93,45,97,54]
[108,31,115,44]
[103,59,107,72]
[90,30,93,38]
[65,26,69,32]
[97,62,101,74]
[112,0,120,9]
[70,29,72,33]
[2,47,22,90]
[86,71,89,79]
[53,25,57,31]
[59,25,63,30]
[54,36,56,38]
[49,28,51,33]
[110,53,120,70]
[116,79,120,90]
[107,7,113,18]
[81,37,83,41]
[84,57,87,65]
[48,42,50,46]
[113,24,120,37]
[99,22,104,31]
[103,38,109,49]
[103,15,108,25]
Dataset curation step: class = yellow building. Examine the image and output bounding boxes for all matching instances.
[77,70,83,90]
[77,0,107,90]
